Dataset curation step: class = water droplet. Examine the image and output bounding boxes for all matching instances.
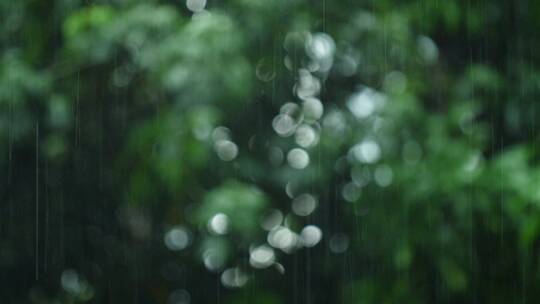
[302,97,324,121]
[221,268,248,288]
[295,124,318,148]
[186,0,207,12]
[287,148,310,169]
[374,164,393,187]
[260,209,283,231]
[214,140,238,161]
[164,226,191,251]
[351,140,381,164]
[249,245,275,269]
[347,88,385,119]
[208,213,229,235]
[268,226,298,252]
[292,194,318,216]
[300,225,322,247]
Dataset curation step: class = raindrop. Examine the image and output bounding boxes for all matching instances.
[305,33,335,72]
[301,225,322,247]
[268,226,298,252]
[186,0,206,13]
[272,114,296,137]
[221,268,248,288]
[208,213,229,235]
[295,69,321,99]
[374,164,393,187]
[302,97,324,121]
[347,88,386,119]
[351,140,381,164]
[287,148,310,169]
[164,226,191,251]
[260,209,283,231]
[214,140,238,161]
[323,110,347,134]
[211,126,231,141]
[417,35,439,64]
[249,245,275,269]
[342,182,361,202]
[292,194,318,216]
[351,166,371,187]
[61,270,82,294]
[295,124,318,148]
[203,249,225,271]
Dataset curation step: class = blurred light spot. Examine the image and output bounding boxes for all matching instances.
[221,268,248,288]
[307,33,335,60]
[352,140,381,164]
[212,126,231,141]
[61,269,94,299]
[301,225,322,247]
[280,102,300,114]
[342,182,361,202]
[351,166,371,187]
[292,194,318,216]
[329,233,349,253]
[337,54,358,77]
[214,140,238,161]
[295,124,318,148]
[272,114,296,137]
[268,226,298,252]
[285,181,297,198]
[374,164,393,187]
[303,97,324,121]
[186,0,206,12]
[295,69,321,99]
[283,55,294,71]
[260,209,283,231]
[203,249,225,271]
[274,263,285,274]
[208,213,229,235]
[464,152,483,172]
[193,124,212,141]
[417,35,439,64]
[306,33,335,72]
[168,289,190,304]
[323,110,346,134]
[347,88,385,119]
[287,148,310,169]
[61,270,82,294]
[249,245,275,269]
[164,226,190,251]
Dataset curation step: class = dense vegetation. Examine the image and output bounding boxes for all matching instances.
[2,0,540,303]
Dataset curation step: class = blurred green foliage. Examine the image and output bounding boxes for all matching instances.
[2,0,540,303]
